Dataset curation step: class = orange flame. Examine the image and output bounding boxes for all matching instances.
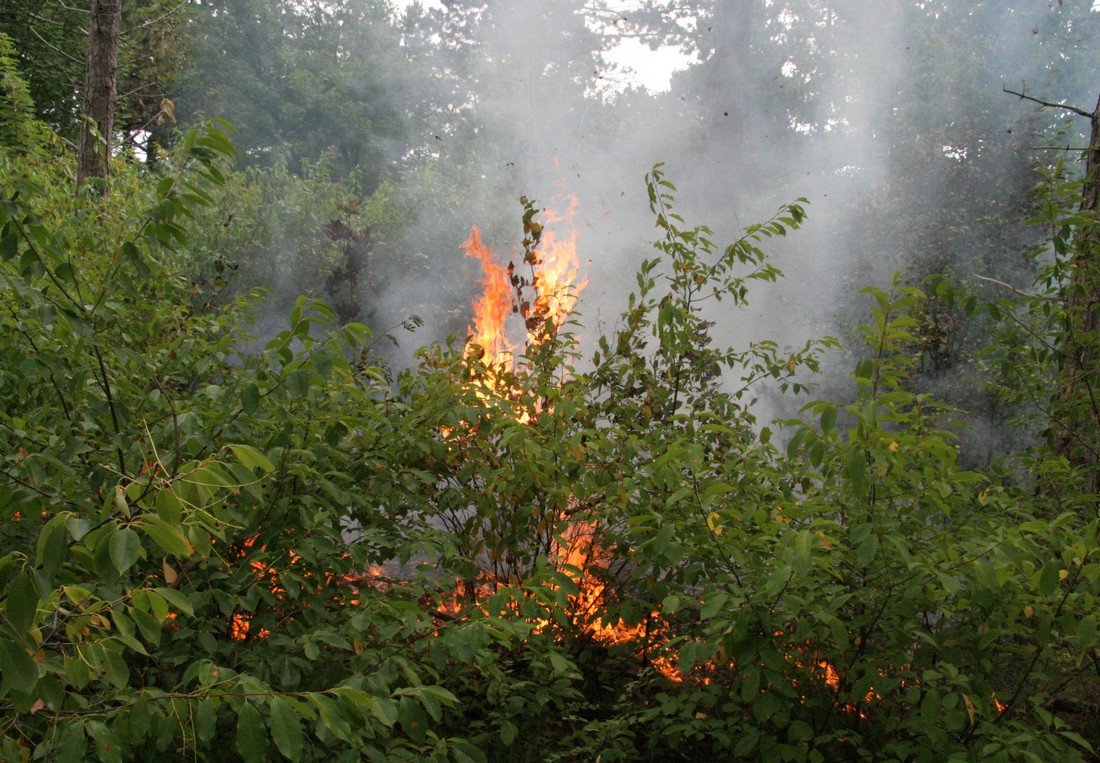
[461,195,586,369]
[463,226,517,365]
[530,226,586,339]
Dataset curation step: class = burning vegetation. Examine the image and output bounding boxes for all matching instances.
[225,179,1058,760]
[3,142,1095,760]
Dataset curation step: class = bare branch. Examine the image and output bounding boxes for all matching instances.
[974,274,1037,299]
[1003,84,1093,119]
[120,1,185,39]
[26,20,85,65]
[53,0,91,14]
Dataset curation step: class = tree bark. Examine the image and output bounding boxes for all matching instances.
[76,0,122,188]
[1050,93,1100,491]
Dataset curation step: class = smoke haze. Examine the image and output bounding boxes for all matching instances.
[206,0,1098,457]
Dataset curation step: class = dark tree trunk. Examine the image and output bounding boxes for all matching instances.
[1050,93,1100,491]
[77,0,122,188]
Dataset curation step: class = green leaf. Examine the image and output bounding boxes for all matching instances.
[102,646,129,689]
[241,383,261,415]
[229,444,276,474]
[269,697,304,761]
[130,606,161,648]
[1037,561,1060,597]
[363,695,398,727]
[66,517,92,542]
[500,719,518,746]
[5,571,38,634]
[0,637,38,693]
[196,699,218,745]
[548,652,573,675]
[52,721,86,763]
[152,587,194,617]
[856,531,879,567]
[1076,614,1096,650]
[0,228,17,261]
[36,517,69,582]
[1059,730,1096,755]
[138,516,192,558]
[154,489,182,525]
[86,719,122,763]
[236,702,267,763]
[286,369,311,398]
[109,528,142,574]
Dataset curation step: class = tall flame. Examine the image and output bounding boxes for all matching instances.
[461,195,586,369]
[530,225,586,339]
[463,226,517,364]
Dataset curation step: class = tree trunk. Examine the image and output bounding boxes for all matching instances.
[76,0,122,188]
[1050,93,1100,491]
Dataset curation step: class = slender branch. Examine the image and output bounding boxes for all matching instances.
[1003,85,1093,119]
[92,340,127,475]
[973,274,1036,299]
[2,300,74,422]
[120,1,184,39]
[980,558,1086,736]
[11,218,84,310]
[53,0,91,15]
[26,20,85,65]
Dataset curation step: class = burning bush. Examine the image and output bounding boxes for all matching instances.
[1,144,1096,762]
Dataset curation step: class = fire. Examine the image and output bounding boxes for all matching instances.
[463,226,517,364]
[551,519,649,646]
[461,195,586,368]
[529,225,586,337]
[450,194,692,673]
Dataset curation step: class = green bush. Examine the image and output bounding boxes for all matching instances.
[1,128,1095,762]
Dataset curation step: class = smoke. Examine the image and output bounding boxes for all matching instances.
[333,1,1097,451]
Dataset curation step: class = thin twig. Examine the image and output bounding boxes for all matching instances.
[1003,85,1093,119]
[120,1,185,39]
[973,274,1035,299]
[26,20,85,65]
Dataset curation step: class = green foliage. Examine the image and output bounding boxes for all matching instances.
[1,116,1096,763]
[171,0,408,184]
[980,161,1100,491]
[0,32,47,156]
[0,0,189,148]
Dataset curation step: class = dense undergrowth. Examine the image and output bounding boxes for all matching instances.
[1,112,1097,762]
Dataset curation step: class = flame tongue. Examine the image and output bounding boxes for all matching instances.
[462,197,585,369]
[529,227,586,339]
[463,225,517,364]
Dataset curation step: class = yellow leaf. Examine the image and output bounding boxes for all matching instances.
[1024,605,1034,618]
[888,441,900,453]
[787,357,797,373]
[1059,569,1069,580]
[163,560,178,585]
[706,512,723,536]
[962,693,976,726]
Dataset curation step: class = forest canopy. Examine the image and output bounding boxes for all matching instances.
[0,1,1098,761]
